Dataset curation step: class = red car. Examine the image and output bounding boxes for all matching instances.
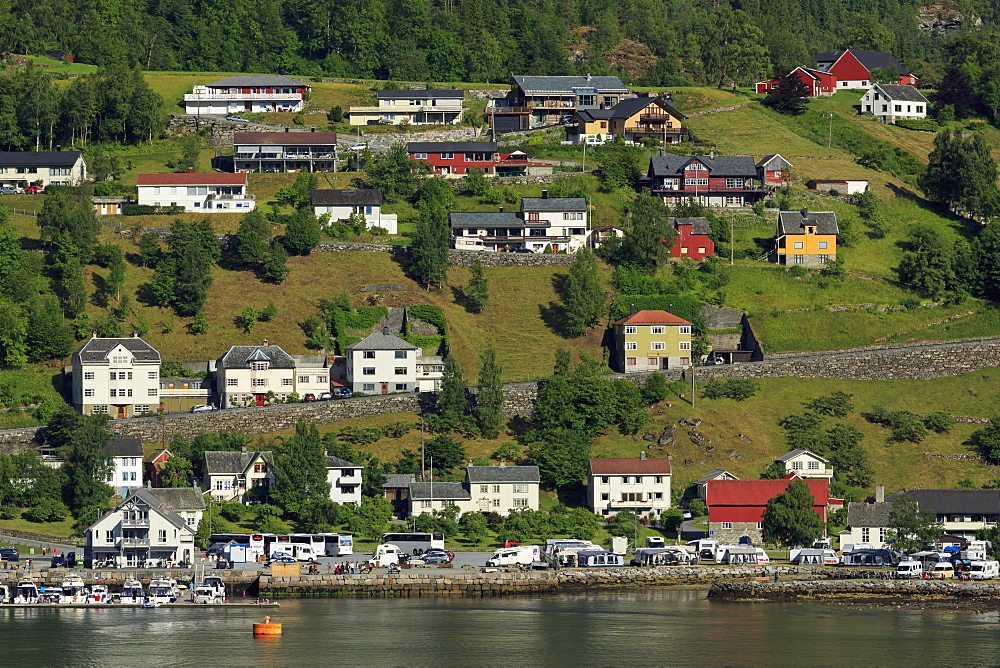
[24,185,43,194]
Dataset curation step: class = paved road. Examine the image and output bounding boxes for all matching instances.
[0,533,77,556]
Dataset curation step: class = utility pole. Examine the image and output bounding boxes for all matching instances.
[730,217,735,266]
[690,365,696,407]
[827,113,833,149]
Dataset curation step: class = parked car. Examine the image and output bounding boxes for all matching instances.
[344,143,368,152]
[0,547,19,561]
[226,115,250,123]
[334,387,353,398]
[318,392,332,401]
[191,404,217,413]
[682,510,693,520]
[265,555,298,566]
[419,552,453,565]
[302,393,317,402]
[560,114,574,124]
[0,187,23,194]
[23,185,44,194]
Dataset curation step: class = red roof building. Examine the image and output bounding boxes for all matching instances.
[136,172,254,212]
[669,217,715,261]
[588,456,672,517]
[706,478,830,543]
[755,66,837,97]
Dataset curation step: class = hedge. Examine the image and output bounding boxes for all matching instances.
[403,334,447,356]
[406,304,446,333]
[894,119,941,132]
[610,294,703,325]
[331,306,387,336]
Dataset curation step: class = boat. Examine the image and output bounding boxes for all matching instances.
[147,578,179,604]
[0,584,10,604]
[87,584,111,604]
[192,585,219,604]
[13,580,39,604]
[61,578,88,604]
[119,579,145,604]
[139,602,161,609]
[39,586,63,604]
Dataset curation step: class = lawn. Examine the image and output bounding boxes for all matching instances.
[685,104,846,157]
[0,515,78,538]
[21,54,99,75]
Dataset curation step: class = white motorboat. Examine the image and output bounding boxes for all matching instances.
[87,584,111,604]
[61,578,88,604]
[119,579,145,604]
[13,580,39,604]
[147,578,179,604]
[39,586,63,604]
[0,584,10,604]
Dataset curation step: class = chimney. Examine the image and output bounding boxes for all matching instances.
[875,485,885,503]
[284,127,289,132]
[542,189,548,199]
[801,207,809,218]
[311,127,315,132]
[709,150,715,159]
[640,451,647,460]
[630,303,636,316]
[383,326,390,335]
[668,303,673,314]
[188,167,193,173]
[499,206,503,212]
[499,460,506,467]
[262,338,268,347]
[586,73,592,81]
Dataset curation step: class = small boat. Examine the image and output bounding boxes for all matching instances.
[0,584,10,604]
[61,578,88,604]
[139,601,161,609]
[13,580,39,604]
[147,578,179,604]
[87,584,111,604]
[196,576,225,603]
[119,579,145,605]
[39,586,63,604]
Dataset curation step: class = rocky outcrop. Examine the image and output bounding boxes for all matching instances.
[709,578,1000,602]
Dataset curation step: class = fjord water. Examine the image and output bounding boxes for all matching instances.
[4,590,1000,665]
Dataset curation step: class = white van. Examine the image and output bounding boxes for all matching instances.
[931,561,955,579]
[969,560,999,580]
[270,544,318,562]
[895,560,923,579]
[369,543,404,567]
[486,545,540,567]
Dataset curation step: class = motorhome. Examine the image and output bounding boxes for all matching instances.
[576,551,626,568]
[968,560,999,580]
[686,539,719,561]
[633,547,698,567]
[269,543,319,563]
[486,545,541,567]
[119,579,145,604]
[369,543,404,567]
[930,561,955,579]
[722,547,769,565]
[895,560,923,579]
[790,548,838,565]
[646,536,666,548]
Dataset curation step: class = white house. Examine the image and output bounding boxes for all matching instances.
[203,450,274,503]
[216,342,329,408]
[233,131,339,173]
[344,328,419,395]
[775,449,834,479]
[839,499,893,550]
[326,455,363,505]
[693,469,739,500]
[84,488,199,568]
[450,192,589,254]
[0,151,87,188]
[311,189,398,235]
[349,89,465,126]
[184,75,311,115]
[588,456,672,518]
[136,172,255,212]
[104,437,144,491]
[408,465,541,517]
[416,355,444,392]
[71,335,162,419]
[859,84,929,123]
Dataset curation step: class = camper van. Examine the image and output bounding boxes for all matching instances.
[895,560,924,579]
[686,539,719,561]
[968,560,999,580]
[646,536,666,549]
[486,545,541,568]
[269,543,319,563]
[930,561,955,579]
[722,547,769,565]
[369,543,404,567]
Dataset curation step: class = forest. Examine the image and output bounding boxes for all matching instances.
[0,0,996,88]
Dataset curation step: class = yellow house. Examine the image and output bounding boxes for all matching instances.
[569,96,687,145]
[613,310,694,372]
[774,209,838,268]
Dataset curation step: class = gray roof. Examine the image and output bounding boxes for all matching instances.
[377,89,464,100]
[407,142,498,154]
[513,75,629,94]
[117,489,194,532]
[204,451,273,476]
[105,437,143,458]
[814,49,910,76]
[775,449,828,464]
[384,474,416,489]
[845,501,894,528]
[326,455,361,469]
[873,84,928,103]
[0,151,82,167]
[145,487,206,513]
[672,217,712,235]
[292,354,329,368]
[218,345,296,369]
[607,96,685,120]
[777,210,839,235]
[408,481,471,501]
[694,469,739,485]
[648,155,758,178]
[521,197,587,213]
[449,211,522,228]
[345,331,419,352]
[311,189,383,207]
[756,154,793,170]
[466,465,540,483]
[73,337,161,364]
[887,489,1000,515]
[575,109,616,122]
[207,75,308,88]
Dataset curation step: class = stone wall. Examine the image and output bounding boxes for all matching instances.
[709,578,1000,603]
[364,127,481,148]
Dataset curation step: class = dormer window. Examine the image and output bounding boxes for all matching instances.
[687,162,706,171]
[805,226,816,234]
[251,362,269,371]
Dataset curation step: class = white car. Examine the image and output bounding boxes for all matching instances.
[191,404,217,413]
[344,143,368,152]
[226,115,250,123]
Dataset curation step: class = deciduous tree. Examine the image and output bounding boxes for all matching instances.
[761,479,824,547]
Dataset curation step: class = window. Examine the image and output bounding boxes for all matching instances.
[818,255,829,264]
[105,530,113,541]
[122,472,128,481]
[635,477,642,484]
[651,342,665,351]
[512,498,528,508]
[818,241,828,249]
[601,493,609,501]
[624,342,637,350]
[394,367,407,375]
[130,472,137,481]
[363,367,375,375]
[493,485,501,493]
[254,463,266,473]
[93,405,108,414]
[651,326,665,334]
[792,461,803,470]
[680,357,690,366]
[793,241,804,249]
[725,178,743,189]
[440,153,454,160]
[413,153,428,159]
[894,105,902,112]
[84,372,94,380]
[492,499,501,507]
[654,492,663,500]
[562,212,584,220]
[251,362,268,371]
[648,358,658,366]
[109,372,116,380]
[625,357,636,366]
[362,384,375,392]
[916,105,923,113]
[480,485,489,493]
[725,196,742,206]
[601,476,609,484]
[808,460,819,470]
[282,378,293,386]
[721,522,732,529]
[135,405,150,414]
[513,484,528,494]
[655,476,662,484]
[148,371,158,379]
[298,376,309,383]
[395,383,406,391]
[622,477,629,484]
[421,500,432,508]
[317,376,327,383]
[227,378,238,387]
[679,325,691,335]
[251,378,267,387]
[687,162,706,171]
[158,530,167,543]
[624,326,637,335]
[363,351,376,359]
[879,527,887,542]
[861,527,870,542]
[395,350,407,359]
[792,255,804,264]
[679,342,691,351]
[85,389,95,397]
[684,178,708,186]
[147,388,158,396]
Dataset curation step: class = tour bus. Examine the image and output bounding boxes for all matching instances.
[207,533,268,561]
[380,532,445,554]
[321,534,354,556]
[282,534,329,556]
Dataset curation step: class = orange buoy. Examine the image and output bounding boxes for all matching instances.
[253,616,282,636]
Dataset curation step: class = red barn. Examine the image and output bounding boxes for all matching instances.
[670,217,715,260]
[814,48,917,89]
[756,154,793,187]
[755,66,837,97]
[706,478,830,544]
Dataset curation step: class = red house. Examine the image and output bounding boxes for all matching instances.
[705,478,830,544]
[756,154,793,187]
[143,448,172,487]
[670,217,715,260]
[755,66,837,97]
[407,141,499,177]
[814,48,917,89]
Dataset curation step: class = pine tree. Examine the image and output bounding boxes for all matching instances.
[271,420,332,514]
[63,414,114,516]
[474,346,504,439]
[562,247,605,336]
[283,207,322,255]
[234,209,272,265]
[26,296,74,362]
[104,245,126,302]
[437,355,468,428]
[410,202,450,288]
[263,240,291,283]
[465,261,489,313]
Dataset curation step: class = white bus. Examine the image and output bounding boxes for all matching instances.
[380,532,445,554]
[320,534,354,556]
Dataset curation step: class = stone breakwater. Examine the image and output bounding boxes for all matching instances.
[709,579,1000,604]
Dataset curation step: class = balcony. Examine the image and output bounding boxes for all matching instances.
[626,126,689,136]
[121,536,150,546]
[486,106,532,115]
[120,517,149,528]
[206,193,256,202]
[184,92,303,102]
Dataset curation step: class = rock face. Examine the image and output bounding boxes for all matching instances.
[709,578,1000,602]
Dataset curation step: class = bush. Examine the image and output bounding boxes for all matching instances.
[688,498,707,517]
[924,411,953,434]
[219,502,248,522]
[23,497,70,523]
[339,426,383,445]
[382,421,414,438]
[702,378,760,401]
[787,265,807,278]
[407,304,447,333]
